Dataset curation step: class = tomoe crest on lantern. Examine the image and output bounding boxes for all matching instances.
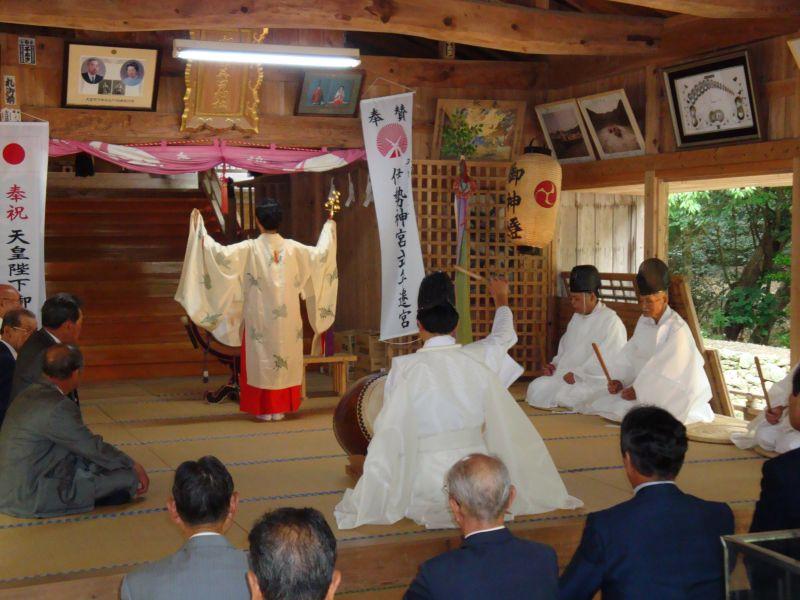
[505,143,562,248]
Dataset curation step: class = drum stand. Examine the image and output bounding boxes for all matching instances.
[202,332,241,404]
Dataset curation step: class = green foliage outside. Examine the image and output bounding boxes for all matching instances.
[440,109,483,159]
[668,186,792,347]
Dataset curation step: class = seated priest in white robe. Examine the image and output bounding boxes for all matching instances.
[732,364,800,453]
[176,200,337,421]
[334,273,581,530]
[527,265,627,410]
[580,258,714,425]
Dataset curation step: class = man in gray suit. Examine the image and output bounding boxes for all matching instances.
[121,456,249,600]
[0,345,147,518]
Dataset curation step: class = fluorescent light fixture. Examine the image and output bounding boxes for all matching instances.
[173,39,360,69]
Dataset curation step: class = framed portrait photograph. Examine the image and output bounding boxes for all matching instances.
[577,89,645,160]
[432,99,526,161]
[535,99,595,164]
[296,70,363,117]
[663,51,760,148]
[62,43,160,111]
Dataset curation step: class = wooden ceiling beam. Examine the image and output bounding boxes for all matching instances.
[0,0,662,56]
[560,0,668,17]
[607,0,800,18]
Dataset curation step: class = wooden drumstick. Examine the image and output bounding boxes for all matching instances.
[592,343,613,384]
[454,264,487,282]
[754,356,773,412]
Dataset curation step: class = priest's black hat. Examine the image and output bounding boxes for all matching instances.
[636,258,670,296]
[417,271,455,310]
[569,265,601,295]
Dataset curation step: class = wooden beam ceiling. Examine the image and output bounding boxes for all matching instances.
[0,0,662,56]
[607,0,800,18]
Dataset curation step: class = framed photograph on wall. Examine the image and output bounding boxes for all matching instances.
[535,99,595,164]
[577,89,645,160]
[62,43,160,111]
[663,51,760,148]
[432,99,526,161]
[296,70,364,117]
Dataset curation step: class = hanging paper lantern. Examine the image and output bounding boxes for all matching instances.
[505,144,562,248]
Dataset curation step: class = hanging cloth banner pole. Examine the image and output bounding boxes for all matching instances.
[0,122,48,319]
[360,92,425,341]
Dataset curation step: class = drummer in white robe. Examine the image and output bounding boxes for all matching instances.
[581,258,715,425]
[526,265,627,410]
[334,272,581,530]
[732,364,800,453]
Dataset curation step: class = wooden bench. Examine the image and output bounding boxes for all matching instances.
[302,353,357,399]
[554,272,734,417]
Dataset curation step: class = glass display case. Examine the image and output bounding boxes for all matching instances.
[724,530,800,599]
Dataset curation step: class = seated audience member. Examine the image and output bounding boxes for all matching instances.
[405,453,558,600]
[12,292,83,403]
[0,345,147,518]
[0,284,21,330]
[248,507,341,600]
[121,456,248,600]
[560,406,734,600]
[732,362,800,454]
[0,308,36,426]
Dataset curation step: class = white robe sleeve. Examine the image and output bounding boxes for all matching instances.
[298,220,338,356]
[334,365,419,529]
[766,363,798,409]
[632,323,712,423]
[174,209,250,346]
[462,306,524,387]
[572,313,628,380]
[483,381,583,515]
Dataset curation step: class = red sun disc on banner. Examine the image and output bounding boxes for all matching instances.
[2,143,25,165]
[534,180,558,208]
[376,123,408,158]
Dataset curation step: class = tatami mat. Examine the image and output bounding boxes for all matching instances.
[0,373,766,594]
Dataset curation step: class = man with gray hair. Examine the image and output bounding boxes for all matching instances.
[405,454,558,599]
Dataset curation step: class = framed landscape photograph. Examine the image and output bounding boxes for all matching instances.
[62,43,160,111]
[432,99,526,161]
[577,89,645,160]
[535,99,595,163]
[663,51,760,148]
[296,70,363,117]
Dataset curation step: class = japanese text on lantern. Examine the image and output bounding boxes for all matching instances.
[506,163,525,240]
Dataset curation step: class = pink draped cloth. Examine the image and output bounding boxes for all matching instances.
[48,139,365,175]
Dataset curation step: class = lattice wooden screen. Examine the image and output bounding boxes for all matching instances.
[410,160,550,375]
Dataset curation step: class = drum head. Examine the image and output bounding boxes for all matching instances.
[357,374,387,440]
[686,415,748,445]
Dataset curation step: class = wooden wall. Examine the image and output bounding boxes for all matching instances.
[0,30,543,157]
[554,192,644,282]
[532,33,800,161]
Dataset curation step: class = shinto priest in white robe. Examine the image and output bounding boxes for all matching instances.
[527,266,627,410]
[731,363,800,454]
[175,208,337,414]
[334,305,582,530]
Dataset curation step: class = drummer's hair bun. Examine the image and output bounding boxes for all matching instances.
[418,271,455,311]
[417,302,459,335]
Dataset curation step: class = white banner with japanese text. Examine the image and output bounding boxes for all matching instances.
[360,93,425,341]
[0,122,47,317]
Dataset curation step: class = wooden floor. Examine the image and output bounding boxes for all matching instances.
[0,374,766,599]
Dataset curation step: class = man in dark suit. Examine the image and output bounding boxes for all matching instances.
[560,406,734,600]
[746,368,800,598]
[405,454,558,600]
[12,293,83,404]
[121,456,249,600]
[0,308,36,426]
[0,344,148,518]
[81,58,104,84]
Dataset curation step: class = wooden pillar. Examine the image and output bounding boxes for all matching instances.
[645,64,661,154]
[792,157,800,364]
[643,170,668,260]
